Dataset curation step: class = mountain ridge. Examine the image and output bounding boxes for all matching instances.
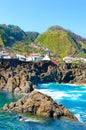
[0,24,86,58]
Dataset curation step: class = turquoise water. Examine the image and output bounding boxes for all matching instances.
[0,84,86,130]
[0,91,18,108]
[38,83,86,123]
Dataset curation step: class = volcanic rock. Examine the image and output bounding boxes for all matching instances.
[3,90,78,121]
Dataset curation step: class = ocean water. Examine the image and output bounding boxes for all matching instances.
[0,84,86,130]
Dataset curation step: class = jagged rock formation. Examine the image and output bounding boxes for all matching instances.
[59,63,86,85]
[0,59,61,93]
[3,90,78,121]
[0,59,86,94]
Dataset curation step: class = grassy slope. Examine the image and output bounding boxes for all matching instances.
[0,35,3,46]
[35,27,86,58]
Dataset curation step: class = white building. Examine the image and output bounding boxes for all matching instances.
[16,54,26,61]
[0,51,11,59]
[42,54,50,61]
[26,56,43,62]
[63,56,86,63]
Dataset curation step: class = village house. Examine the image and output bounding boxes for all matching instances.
[63,56,86,63]
[0,51,11,59]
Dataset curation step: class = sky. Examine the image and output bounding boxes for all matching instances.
[0,0,86,38]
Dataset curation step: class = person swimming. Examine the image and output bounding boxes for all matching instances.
[19,115,25,122]
[19,115,42,122]
[19,115,29,122]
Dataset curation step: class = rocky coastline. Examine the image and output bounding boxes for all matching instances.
[0,59,86,120]
[0,59,86,93]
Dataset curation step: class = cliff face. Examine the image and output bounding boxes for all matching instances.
[59,63,86,85]
[0,59,61,93]
[0,59,86,94]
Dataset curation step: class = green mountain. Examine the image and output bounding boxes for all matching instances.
[35,25,86,58]
[0,24,86,58]
[0,24,39,47]
[0,24,26,47]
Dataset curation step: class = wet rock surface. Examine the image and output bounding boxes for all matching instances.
[0,59,83,120]
[3,90,78,121]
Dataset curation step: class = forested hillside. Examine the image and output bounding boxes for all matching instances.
[0,24,39,47]
[0,24,86,58]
